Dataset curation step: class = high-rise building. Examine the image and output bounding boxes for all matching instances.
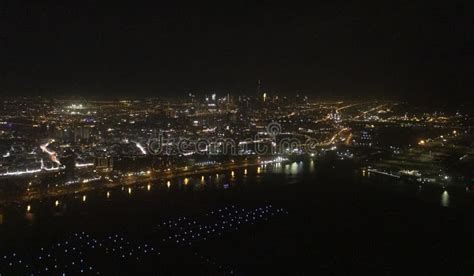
[74,126,91,143]
[95,155,114,171]
[164,108,177,118]
[61,150,76,180]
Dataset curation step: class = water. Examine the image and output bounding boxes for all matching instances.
[0,161,307,228]
[0,159,473,274]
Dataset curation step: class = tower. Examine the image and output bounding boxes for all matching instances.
[62,149,76,180]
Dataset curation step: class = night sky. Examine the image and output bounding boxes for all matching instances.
[1,1,472,100]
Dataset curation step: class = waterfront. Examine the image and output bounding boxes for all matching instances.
[1,159,473,274]
[2,1,472,273]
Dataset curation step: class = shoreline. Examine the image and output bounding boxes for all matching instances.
[0,159,264,206]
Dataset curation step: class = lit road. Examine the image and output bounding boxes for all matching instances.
[352,104,387,120]
[40,139,61,165]
[335,101,375,112]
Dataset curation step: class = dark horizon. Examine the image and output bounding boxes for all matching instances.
[1,1,472,100]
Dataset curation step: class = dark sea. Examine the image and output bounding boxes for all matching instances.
[0,158,473,275]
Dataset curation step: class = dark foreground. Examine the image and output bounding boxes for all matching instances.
[0,160,473,275]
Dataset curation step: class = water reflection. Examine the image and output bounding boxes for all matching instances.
[309,159,315,173]
[25,212,34,224]
[441,191,450,207]
[1,160,470,231]
[288,162,303,175]
[290,162,298,174]
[273,162,283,173]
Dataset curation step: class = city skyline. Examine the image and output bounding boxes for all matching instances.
[1,1,473,274]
